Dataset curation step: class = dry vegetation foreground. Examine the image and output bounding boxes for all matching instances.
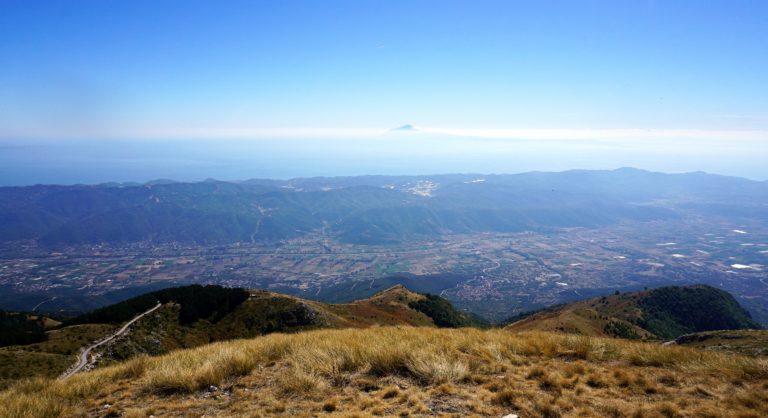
[2,328,767,418]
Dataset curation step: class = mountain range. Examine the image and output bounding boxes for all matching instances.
[2,168,767,246]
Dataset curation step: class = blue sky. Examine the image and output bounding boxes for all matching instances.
[1,1,767,183]
[1,0,767,137]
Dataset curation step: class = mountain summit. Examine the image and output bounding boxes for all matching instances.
[390,124,418,132]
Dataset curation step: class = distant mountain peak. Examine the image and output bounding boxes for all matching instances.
[390,124,417,132]
[613,167,647,173]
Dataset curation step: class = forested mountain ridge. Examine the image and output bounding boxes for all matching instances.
[2,168,767,246]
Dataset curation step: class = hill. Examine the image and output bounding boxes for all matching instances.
[0,284,479,387]
[2,327,766,417]
[90,284,480,366]
[505,285,762,340]
[670,329,768,357]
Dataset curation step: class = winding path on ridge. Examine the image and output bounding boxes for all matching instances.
[59,302,162,379]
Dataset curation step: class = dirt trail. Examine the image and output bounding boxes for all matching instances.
[59,303,162,379]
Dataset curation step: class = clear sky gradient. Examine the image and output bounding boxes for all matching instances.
[1,1,767,183]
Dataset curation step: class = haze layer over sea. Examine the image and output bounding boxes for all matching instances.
[1,133,767,185]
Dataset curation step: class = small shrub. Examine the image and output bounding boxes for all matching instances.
[690,386,713,398]
[538,374,562,392]
[406,351,468,383]
[491,389,521,407]
[586,374,607,388]
[322,399,338,412]
[380,386,399,399]
[535,399,562,418]
[277,369,328,397]
[658,374,678,387]
[656,402,682,418]
[527,366,546,379]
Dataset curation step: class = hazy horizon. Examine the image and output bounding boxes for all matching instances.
[2,131,768,186]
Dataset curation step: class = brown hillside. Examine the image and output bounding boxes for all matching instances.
[505,285,760,341]
[95,286,437,367]
[2,327,766,418]
[506,304,653,340]
[671,329,768,357]
[2,286,441,384]
[323,284,434,327]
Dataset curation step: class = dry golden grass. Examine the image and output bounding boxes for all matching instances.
[1,327,767,417]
